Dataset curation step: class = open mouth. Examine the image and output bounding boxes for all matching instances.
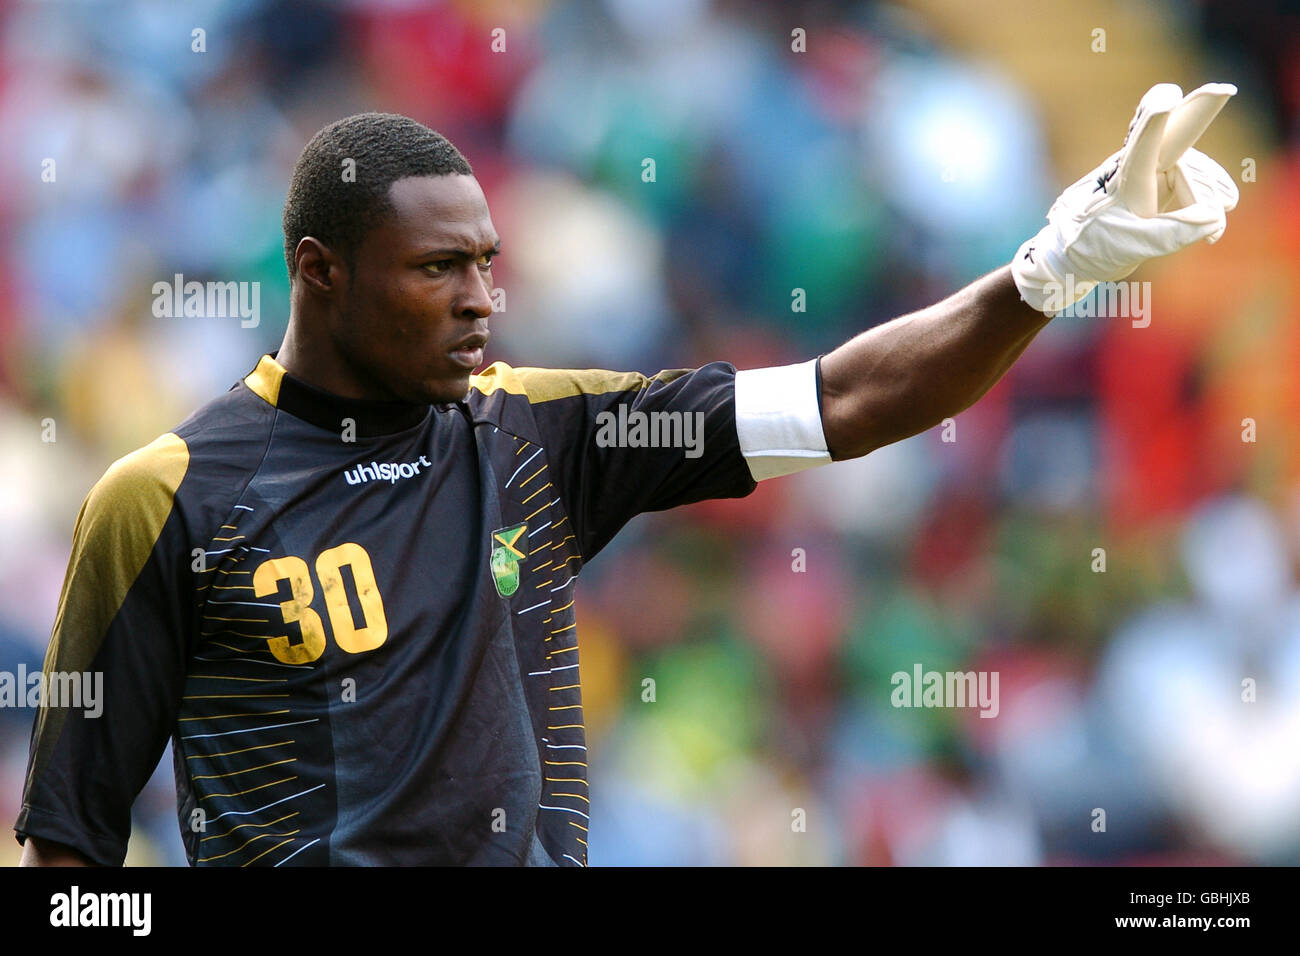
[448,345,484,369]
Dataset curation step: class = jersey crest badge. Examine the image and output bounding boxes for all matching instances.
[490,523,528,597]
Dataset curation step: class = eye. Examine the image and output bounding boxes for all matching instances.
[476,252,495,270]
[423,260,453,275]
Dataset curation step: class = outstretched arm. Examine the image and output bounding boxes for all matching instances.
[813,82,1239,464]
[820,265,1046,460]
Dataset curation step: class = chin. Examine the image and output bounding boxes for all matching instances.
[418,373,471,406]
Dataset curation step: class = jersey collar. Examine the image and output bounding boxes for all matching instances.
[242,353,432,437]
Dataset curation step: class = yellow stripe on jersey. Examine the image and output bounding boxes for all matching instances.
[468,362,690,404]
[243,354,286,406]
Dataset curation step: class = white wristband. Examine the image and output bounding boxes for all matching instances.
[734,359,832,481]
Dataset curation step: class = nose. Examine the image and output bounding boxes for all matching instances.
[457,265,494,319]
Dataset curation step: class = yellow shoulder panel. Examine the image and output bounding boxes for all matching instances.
[469,361,652,404]
[25,432,189,790]
[46,431,190,674]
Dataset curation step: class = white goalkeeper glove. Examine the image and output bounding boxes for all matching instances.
[1012,82,1241,315]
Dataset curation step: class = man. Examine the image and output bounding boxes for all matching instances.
[17,83,1238,866]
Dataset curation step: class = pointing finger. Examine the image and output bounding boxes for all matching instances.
[1156,83,1237,172]
[1115,83,1183,217]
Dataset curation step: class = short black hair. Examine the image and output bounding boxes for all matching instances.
[282,112,473,279]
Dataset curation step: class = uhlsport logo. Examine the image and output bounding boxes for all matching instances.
[343,455,433,486]
[490,523,528,597]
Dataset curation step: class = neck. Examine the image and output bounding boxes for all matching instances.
[277,314,376,401]
[252,353,431,437]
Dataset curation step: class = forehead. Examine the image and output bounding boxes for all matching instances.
[377,174,497,250]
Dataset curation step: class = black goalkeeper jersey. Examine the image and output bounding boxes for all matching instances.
[15,352,756,866]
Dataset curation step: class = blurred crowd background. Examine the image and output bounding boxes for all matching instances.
[3,0,1299,865]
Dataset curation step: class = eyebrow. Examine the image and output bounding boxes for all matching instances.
[417,240,501,259]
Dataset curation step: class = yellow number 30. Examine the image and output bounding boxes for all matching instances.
[252,543,389,664]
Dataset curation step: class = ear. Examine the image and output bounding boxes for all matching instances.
[294,237,345,295]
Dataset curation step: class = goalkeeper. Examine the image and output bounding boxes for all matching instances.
[17,83,1238,866]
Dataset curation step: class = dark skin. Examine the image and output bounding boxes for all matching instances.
[278,173,500,406]
[19,174,1049,867]
[20,836,92,865]
[820,265,1052,458]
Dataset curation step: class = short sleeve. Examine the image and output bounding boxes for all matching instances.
[504,362,758,563]
[14,432,195,866]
